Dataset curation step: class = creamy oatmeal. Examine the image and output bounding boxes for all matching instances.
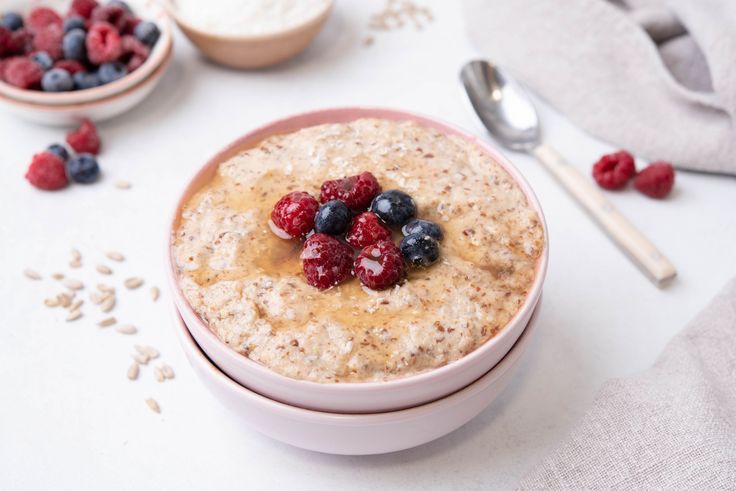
[174,118,544,383]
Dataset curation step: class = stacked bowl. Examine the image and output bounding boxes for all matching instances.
[0,0,172,125]
[166,108,549,455]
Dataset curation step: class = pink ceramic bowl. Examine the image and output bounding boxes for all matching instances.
[172,297,541,455]
[167,107,548,413]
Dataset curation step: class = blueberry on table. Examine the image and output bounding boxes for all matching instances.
[134,21,160,47]
[97,62,128,84]
[314,200,351,236]
[47,144,69,161]
[1,12,23,31]
[369,190,417,227]
[31,52,53,71]
[63,15,86,33]
[402,218,443,241]
[67,153,100,183]
[41,69,74,92]
[73,71,101,90]
[63,29,87,61]
[400,233,440,267]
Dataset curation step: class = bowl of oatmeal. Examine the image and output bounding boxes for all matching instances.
[168,107,548,413]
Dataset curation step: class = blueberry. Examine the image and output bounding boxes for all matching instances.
[402,219,443,241]
[67,153,100,183]
[134,21,160,46]
[31,52,53,71]
[369,190,417,227]
[314,200,351,236]
[41,69,74,92]
[73,71,101,90]
[63,29,87,61]
[109,0,132,12]
[98,62,128,84]
[1,12,23,31]
[63,15,86,33]
[47,144,70,161]
[400,233,440,267]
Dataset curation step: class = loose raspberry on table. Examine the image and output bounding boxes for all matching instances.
[320,171,381,210]
[86,22,123,65]
[68,0,99,19]
[354,240,406,290]
[54,59,85,75]
[301,233,354,290]
[25,151,68,190]
[346,212,392,248]
[3,57,43,89]
[634,162,675,199]
[32,25,64,60]
[27,7,63,31]
[270,191,320,238]
[592,150,636,190]
[66,119,101,154]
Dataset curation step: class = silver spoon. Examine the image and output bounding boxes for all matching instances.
[460,60,676,287]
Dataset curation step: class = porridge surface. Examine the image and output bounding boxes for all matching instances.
[174,118,544,383]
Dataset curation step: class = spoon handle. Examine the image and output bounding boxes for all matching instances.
[533,144,677,287]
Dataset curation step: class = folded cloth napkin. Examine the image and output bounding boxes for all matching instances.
[518,277,736,490]
[462,0,736,175]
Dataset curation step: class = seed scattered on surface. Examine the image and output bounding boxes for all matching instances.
[154,367,165,382]
[116,324,137,335]
[106,251,125,262]
[44,297,59,307]
[96,264,112,275]
[69,259,82,269]
[52,273,65,281]
[161,364,175,380]
[66,309,82,322]
[57,293,72,308]
[133,353,149,365]
[150,287,160,302]
[97,283,115,293]
[115,180,131,190]
[124,277,144,289]
[134,345,159,359]
[127,363,139,380]
[90,291,105,305]
[63,278,84,291]
[98,317,116,327]
[68,299,83,311]
[100,295,116,313]
[71,248,81,261]
[145,398,160,413]
[24,269,41,280]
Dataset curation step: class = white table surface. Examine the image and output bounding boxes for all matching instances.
[2,2,735,490]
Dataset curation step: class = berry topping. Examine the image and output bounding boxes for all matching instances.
[319,171,381,210]
[110,1,133,13]
[3,57,43,89]
[400,233,440,267]
[270,191,320,238]
[97,61,127,83]
[63,28,87,61]
[401,218,443,241]
[54,59,85,75]
[1,13,23,32]
[314,200,351,236]
[91,4,128,32]
[25,151,68,190]
[31,25,64,60]
[300,233,354,290]
[133,21,160,46]
[346,211,392,248]
[27,7,63,31]
[41,68,74,92]
[66,119,101,154]
[63,15,86,33]
[354,240,406,290]
[634,162,675,199]
[47,143,69,161]
[86,21,122,64]
[8,28,33,55]
[67,153,100,183]
[73,71,101,89]
[592,150,636,190]
[120,34,148,71]
[31,51,54,71]
[69,0,99,19]
[369,189,417,227]
[0,26,10,56]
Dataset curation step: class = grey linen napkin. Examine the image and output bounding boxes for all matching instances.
[518,278,736,490]
[462,0,736,175]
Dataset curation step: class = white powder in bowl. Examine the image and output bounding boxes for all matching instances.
[174,0,331,36]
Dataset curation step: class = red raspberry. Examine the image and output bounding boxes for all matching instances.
[270,191,320,238]
[9,28,34,55]
[122,16,141,35]
[25,152,69,190]
[301,233,354,289]
[634,162,675,199]
[120,35,149,71]
[3,57,43,89]
[69,0,99,19]
[86,22,123,65]
[0,26,10,56]
[354,240,406,290]
[66,119,101,155]
[53,59,85,75]
[28,7,63,31]
[320,171,381,210]
[91,5,128,32]
[346,212,392,248]
[592,150,636,190]
[32,25,64,60]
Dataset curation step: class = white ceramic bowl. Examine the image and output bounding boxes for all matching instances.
[172,296,541,455]
[0,0,172,105]
[167,107,549,413]
[0,40,171,125]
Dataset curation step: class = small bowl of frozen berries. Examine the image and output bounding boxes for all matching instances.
[0,0,172,108]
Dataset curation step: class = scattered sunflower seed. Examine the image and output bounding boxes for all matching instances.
[154,367,165,382]
[68,299,84,311]
[69,259,82,269]
[161,364,175,380]
[133,353,150,365]
[115,180,131,190]
[57,293,72,308]
[98,317,116,327]
[90,291,106,305]
[52,273,65,281]
[127,363,139,380]
[66,309,82,322]
[145,398,160,413]
[24,269,41,280]
[106,251,125,262]
[116,324,137,335]
[44,297,59,308]
[70,248,81,261]
[100,295,116,313]
[140,345,159,359]
[97,283,115,293]
[96,264,112,275]
[124,277,144,289]
[150,287,160,302]
[63,278,84,291]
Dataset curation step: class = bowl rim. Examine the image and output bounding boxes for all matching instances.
[0,0,172,106]
[172,295,541,421]
[162,0,334,42]
[167,106,549,393]
[0,41,172,112]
